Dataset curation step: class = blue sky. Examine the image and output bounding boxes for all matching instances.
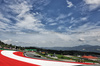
[0,0,100,47]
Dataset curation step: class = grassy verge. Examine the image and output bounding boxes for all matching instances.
[36,52,99,63]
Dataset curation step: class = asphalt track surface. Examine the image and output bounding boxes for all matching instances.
[0,50,95,66]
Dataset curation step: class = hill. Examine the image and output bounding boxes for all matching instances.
[43,45,100,53]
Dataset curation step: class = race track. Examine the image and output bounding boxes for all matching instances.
[0,50,94,66]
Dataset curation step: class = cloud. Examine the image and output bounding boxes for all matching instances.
[46,18,54,23]
[0,32,79,47]
[45,13,70,27]
[97,39,100,41]
[32,0,50,10]
[9,1,32,15]
[0,0,100,47]
[16,14,44,31]
[66,0,74,8]
[0,21,8,30]
[84,0,100,11]
[0,13,11,23]
[2,39,13,44]
[56,33,71,41]
[49,23,57,26]
[68,13,73,16]
[45,14,68,26]
[69,16,88,24]
[13,2,44,31]
[0,0,46,32]
[80,17,88,21]
[57,26,64,30]
[56,14,67,21]
[2,39,29,46]
[1,26,100,47]
[79,38,85,41]
[68,21,100,33]
[84,0,100,5]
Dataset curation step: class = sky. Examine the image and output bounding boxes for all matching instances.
[0,0,100,47]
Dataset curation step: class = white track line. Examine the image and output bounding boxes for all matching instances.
[1,50,82,66]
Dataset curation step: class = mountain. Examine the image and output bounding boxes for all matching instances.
[42,45,100,53]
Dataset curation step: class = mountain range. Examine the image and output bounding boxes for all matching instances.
[42,45,100,53]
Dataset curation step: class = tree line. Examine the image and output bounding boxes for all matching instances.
[0,40,100,56]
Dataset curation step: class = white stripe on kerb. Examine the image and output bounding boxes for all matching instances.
[1,50,82,66]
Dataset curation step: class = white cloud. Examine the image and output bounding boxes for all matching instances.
[1,27,100,47]
[2,39,13,44]
[69,17,88,23]
[9,1,31,15]
[2,0,45,32]
[68,26,72,29]
[84,0,100,11]
[97,39,100,41]
[0,0,52,33]
[0,13,11,23]
[16,14,44,31]
[68,13,73,16]
[0,21,8,29]
[0,0,100,47]
[84,0,100,5]
[80,17,88,21]
[68,22,100,33]
[16,32,26,35]
[98,9,100,11]
[46,13,70,24]
[49,23,57,26]
[56,14,67,21]
[57,26,64,30]
[46,18,54,23]
[56,33,71,41]
[66,0,74,8]
[79,38,85,41]
[69,17,78,23]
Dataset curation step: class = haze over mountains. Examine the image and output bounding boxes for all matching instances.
[43,45,100,53]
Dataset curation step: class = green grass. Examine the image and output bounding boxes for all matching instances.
[36,52,99,63]
[56,55,72,59]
